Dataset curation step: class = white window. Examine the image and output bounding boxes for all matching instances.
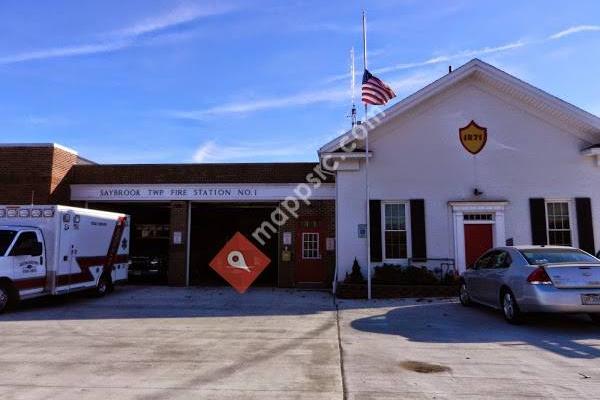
[302,232,320,259]
[382,202,410,260]
[546,201,573,246]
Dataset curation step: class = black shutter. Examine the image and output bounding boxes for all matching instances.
[529,198,547,245]
[575,198,595,254]
[410,199,427,261]
[369,200,382,262]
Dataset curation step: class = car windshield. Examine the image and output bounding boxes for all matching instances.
[520,248,599,265]
[0,230,17,256]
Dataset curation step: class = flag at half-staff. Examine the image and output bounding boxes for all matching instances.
[361,69,396,105]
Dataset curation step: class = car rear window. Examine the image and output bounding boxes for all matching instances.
[0,230,17,256]
[519,248,599,265]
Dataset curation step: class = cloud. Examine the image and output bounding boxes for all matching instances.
[25,115,73,126]
[167,87,350,120]
[111,3,234,38]
[192,140,306,162]
[0,2,234,65]
[549,25,600,40]
[0,41,132,65]
[167,71,435,120]
[328,40,526,83]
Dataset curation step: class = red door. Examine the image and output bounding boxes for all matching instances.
[464,224,493,268]
[295,225,327,284]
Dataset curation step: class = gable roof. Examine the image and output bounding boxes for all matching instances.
[319,58,600,154]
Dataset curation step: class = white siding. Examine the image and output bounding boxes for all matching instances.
[335,79,600,278]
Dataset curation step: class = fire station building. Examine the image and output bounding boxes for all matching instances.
[1,59,599,287]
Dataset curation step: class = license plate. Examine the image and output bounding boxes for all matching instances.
[131,270,142,276]
[581,294,600,305]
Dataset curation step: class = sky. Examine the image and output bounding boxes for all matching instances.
[0,0,599,164]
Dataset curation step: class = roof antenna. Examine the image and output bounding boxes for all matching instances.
[349,47,357,128]
[31,190,35,206]
[448,65,453,73]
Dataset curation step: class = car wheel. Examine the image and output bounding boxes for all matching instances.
[95,274,111,297]
[501,290,522,324]
[0,282,17,313]
[459,282,471,306]
[589,314,600,325]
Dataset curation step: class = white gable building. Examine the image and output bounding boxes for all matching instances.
[320,59,600,281]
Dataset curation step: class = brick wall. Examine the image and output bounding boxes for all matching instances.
[50,147,79,199]
[168,201,189,286]
[279,200,336,288]
[0,146,50,204]
[0,145,79,205]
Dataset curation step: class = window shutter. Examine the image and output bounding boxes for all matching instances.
[369,200,382,262]
[575,198,595,254]
[410,199,427,261]
[529,198,547,245]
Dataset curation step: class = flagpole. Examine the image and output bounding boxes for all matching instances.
[362,10,372,300]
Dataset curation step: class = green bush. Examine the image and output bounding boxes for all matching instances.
[372,264,440,285]
[344,258,366,284]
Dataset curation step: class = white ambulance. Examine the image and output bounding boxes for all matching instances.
[0,205,130,312]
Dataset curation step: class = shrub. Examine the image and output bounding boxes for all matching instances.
[373,264,440,285]
[344,258,366,284]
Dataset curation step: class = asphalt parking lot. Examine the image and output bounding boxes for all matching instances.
[1,287,599,399]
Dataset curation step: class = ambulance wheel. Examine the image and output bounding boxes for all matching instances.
[0,282,18,313]
[95,274,111,297]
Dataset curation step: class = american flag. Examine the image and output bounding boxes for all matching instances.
[361,69,396,106]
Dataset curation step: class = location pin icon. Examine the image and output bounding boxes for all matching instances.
[227,251,251,272]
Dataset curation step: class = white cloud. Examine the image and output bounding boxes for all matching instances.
[0,40,132,65]
[168,71,435,120]
[112,3,233,37]
[327,40,526,83]
[192,140,306,162]
[0,2,234,65]
[549,25,600,40]
[167,87,350,120]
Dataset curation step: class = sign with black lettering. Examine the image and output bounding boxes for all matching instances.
[459,120,487,155]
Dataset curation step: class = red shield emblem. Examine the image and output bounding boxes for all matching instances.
[209,232,271,294]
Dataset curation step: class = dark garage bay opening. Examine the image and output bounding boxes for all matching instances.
[190,203,279,286]
[87,202,171,285]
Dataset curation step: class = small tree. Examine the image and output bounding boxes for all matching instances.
[345,258,366,284]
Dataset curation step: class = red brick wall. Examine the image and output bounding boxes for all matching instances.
[50,147,79,195]
[0,146,54,204]
[278,200,336,288]
[168,201,189,286]
[0,145,79,205]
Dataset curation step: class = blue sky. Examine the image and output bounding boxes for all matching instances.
[0,0,599,164]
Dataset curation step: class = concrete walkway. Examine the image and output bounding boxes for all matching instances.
[2,287,600,399]
[0,286,342,400]
[337,297,600,399]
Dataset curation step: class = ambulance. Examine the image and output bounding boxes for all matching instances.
[0,205,130,312]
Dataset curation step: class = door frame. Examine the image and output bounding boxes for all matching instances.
[295,220,327,285]
[449,201,508,274]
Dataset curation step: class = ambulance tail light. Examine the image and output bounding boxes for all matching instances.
[7,209,18,217]
[18,209,30,217]
[31,209,42,217]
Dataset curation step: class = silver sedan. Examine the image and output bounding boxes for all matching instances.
[459,246,600,324]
